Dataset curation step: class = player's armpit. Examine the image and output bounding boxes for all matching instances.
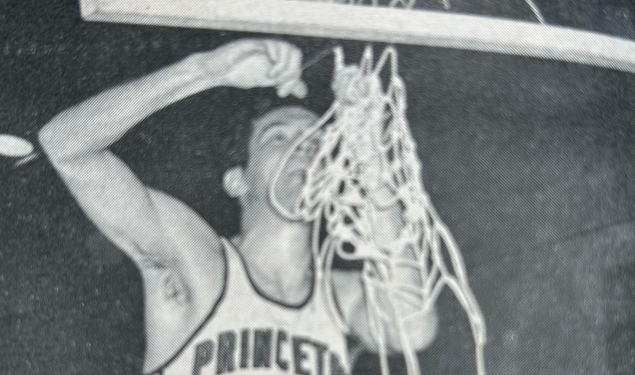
[44,147,226,299]
[147,188,225,307]
[41,120,227,372]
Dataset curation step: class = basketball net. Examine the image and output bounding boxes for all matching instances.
[270,46,487,375]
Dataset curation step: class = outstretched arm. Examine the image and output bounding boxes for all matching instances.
[38,39,306,371]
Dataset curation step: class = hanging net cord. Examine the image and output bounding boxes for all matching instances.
[269,46,487,375]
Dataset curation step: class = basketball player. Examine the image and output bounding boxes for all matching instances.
[38,39,438,375]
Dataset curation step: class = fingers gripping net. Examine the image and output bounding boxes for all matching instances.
[270,46,486,375]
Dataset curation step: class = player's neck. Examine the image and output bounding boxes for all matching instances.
[237,205,314,305]
[239,208,312,263]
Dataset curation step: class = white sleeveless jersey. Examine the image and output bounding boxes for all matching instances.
[149,238,350,375]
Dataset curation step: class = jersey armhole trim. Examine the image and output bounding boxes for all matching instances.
[228,237,315,309]
[143,241,228,375]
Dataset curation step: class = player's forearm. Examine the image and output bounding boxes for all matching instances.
[372,201,424,313]
[372,202,438,351]
[39,55,223,161]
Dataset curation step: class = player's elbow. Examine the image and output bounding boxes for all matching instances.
[38,120,66,162]
[39,112,84,163]
[38,124,55,154]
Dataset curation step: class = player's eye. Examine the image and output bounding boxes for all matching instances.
[263,128,293,145]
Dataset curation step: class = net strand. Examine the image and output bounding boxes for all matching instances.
[524,0,546,24]
[270,45,487,375]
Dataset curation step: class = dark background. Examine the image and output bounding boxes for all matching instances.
[1,0,634,374]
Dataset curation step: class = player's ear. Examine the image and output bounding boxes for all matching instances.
[223,167,248,198]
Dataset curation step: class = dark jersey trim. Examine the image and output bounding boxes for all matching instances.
[143,242,229,375]
[226,238,315,309]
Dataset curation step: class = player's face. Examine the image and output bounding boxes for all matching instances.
[244,106,320,207]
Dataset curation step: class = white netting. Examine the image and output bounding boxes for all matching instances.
[270,46,487,375]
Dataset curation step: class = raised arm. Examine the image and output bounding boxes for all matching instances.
[39,54,216,264]
[329,65,437,355]
[38,39,306,371]
[334,201,439,355]
[39,38,306,266]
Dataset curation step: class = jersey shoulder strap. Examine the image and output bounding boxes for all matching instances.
[218,237,255,297]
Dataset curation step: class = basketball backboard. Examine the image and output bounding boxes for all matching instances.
[79,0,635,73]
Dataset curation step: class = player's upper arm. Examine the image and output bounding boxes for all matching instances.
[44,148,226,275]
[45,150,174,264]
[43,141,225,293]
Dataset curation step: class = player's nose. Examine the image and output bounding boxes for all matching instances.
[293,131,321,157]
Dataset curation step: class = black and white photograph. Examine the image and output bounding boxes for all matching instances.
[0,1,634,375]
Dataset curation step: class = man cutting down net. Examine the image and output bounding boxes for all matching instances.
[38,39,439,375]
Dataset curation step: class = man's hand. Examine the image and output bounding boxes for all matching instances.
[188,39,308,98]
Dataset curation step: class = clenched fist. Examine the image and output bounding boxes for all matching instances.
[187,39,307,98]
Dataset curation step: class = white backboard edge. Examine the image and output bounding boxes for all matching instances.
[80,0,635,75]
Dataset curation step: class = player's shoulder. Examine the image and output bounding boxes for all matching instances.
[146,188,225,286]
[146,187,226,292]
